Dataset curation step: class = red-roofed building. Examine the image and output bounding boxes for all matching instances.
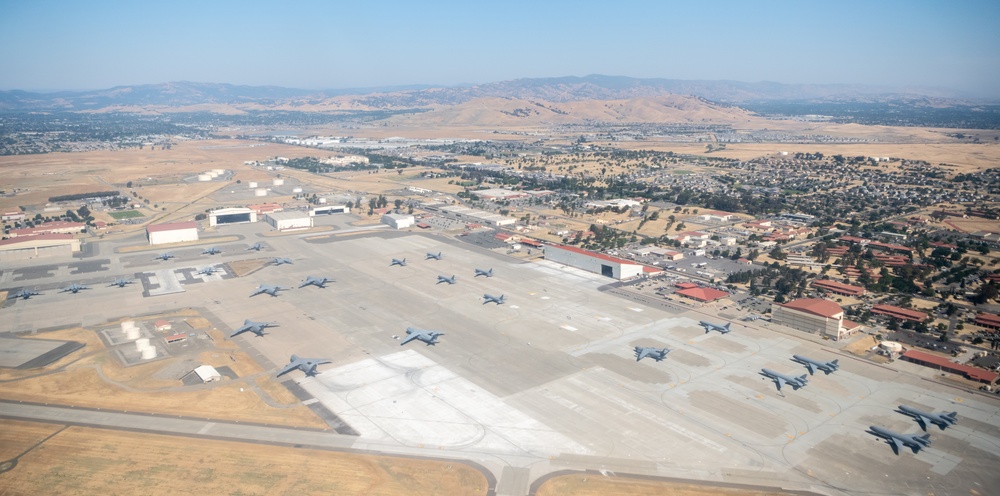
[811,279,866,297]
[872,304,928,323]
[675,282,699,290]
[146,221,199,245]
[901,349,998,384]
[520,238,543,248]
[771,298,860,340]
[675,287,729,303]
[249,203,283,216]
[8,221,86,238]
[544,244,660,280]
[975,313,1000,330]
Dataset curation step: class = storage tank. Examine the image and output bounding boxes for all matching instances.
[212,169,225,175]
[272,178,284,186]
[879,341,903,353]
[254,188,267,197]
[126,327,140,340]
[135,338,150,351]
[318,198,327,204]
[292,187,303,193]
[248,181,258,188]
[197,174,212,181]
[141,347,157,359]
[207,171,219,178]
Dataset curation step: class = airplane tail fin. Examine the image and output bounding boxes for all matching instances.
[290,354,300,362]
[798,374,809,383]
[724,323,731,330]
[945,412,958,422]
[830,359,840,368]
[918,433,932,446]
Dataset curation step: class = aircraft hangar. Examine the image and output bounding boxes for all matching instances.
[209,207,257,226]
[0,233,81,261]
[543,243,653,280]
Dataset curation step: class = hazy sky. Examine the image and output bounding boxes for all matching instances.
[1,0,998,96]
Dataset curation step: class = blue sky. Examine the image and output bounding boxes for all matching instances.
[1,0,998,96]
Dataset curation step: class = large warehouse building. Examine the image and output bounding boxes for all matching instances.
[770,298,862,341]
[0,234,81,262]
[265,211,313,230]
[146,221,199,245]
[209,207,257,226]
[544,244,657,280]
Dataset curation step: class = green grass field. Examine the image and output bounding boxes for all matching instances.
[108,210,145,219]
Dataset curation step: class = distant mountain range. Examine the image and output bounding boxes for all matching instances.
[0,75,981,113]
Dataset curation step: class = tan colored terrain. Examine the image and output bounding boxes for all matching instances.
[535,473,800,496]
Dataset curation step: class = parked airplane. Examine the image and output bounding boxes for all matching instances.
[791,355,840,375]
[634,346,670,362]
[425,252,443,260]
[230,319,277,337]
[9,289,41,300]
[60,283,90,294]
[299,276,334,289]
[153,252,175,261]
[276,355,331,377]
[197,266,220,276]
[270,257,293,265]
[483,294,506,305]
[474,268,494,278]
[247,242,264,251]
[868,426,931,455]
[761,368,808,391]
[700,320,731,334]
[250,284,288,297]
[390,258,407,267]
[437,275,457,285]
[898,405,958,431]
[202,247,222,255]
[109,277,133,288]
[400,327,444,346]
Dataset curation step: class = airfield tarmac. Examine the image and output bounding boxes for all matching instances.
[3,223,1000,496]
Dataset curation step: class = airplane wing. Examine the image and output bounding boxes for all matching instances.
[774,377,786,391]
[276,362,299,377]
[804,362,817,375]
[250,288,265,296]
[400,333,420,345]
[230,326,250,337]
[888,436,902,455]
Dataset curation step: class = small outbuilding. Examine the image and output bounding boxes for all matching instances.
[193,365,222,383]
[147,221,199,245]
[382,213,415,229]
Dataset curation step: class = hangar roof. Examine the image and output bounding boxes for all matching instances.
[147,221,198,233]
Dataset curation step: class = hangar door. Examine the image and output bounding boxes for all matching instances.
[601,264,614,278]
[215,213,252,224]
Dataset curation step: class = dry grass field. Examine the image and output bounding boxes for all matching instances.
[0,421,488,496]
[535,473,799,496]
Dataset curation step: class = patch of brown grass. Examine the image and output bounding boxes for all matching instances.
[535,473,799,496]
[0,420,64,460]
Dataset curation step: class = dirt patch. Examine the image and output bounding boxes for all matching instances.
[536,473,801,496]
[1,425,487,495]
[227,258,270,277]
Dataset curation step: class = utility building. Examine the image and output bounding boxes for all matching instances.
[382,213,415,229]
[265,211,313,230]
[771,298,861,341]
[544,244,658,280]
[146,221,199,245]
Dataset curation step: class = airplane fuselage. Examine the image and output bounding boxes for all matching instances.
[899,405,957,429]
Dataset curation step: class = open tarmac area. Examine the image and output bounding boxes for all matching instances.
[3,224,1000,495]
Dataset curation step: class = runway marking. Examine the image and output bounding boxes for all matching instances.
[560,325,578,332]
[628,307,644,312]
[197,422,215,435]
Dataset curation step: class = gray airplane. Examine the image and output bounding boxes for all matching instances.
[761,368,808,391]
[474,268,494,277]
[109,277,133,288]
[299,276,334,289]
[868,426,932,455]
[700,320,731,334]
[634,346,670,362]
[898,405,958,431]
[153,252,175,261]
[230,319,277,337]
[247,242,264,251]
[400,327,444,346]
[197,266,220,276]
[791,355,840,375]
[483,293,506,305]
[270,257,293,265]
[437,274,457,285]
[9,289,41,299]
[425,251,443,260]
[390,258,407,267]
[60,283,90,294]
[202,247,222,255]
[276,355,331,377]
[250,284,288,297]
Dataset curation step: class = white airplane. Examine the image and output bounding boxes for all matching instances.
[197,266,220,276]
[437,274,457,285]
[250,284,288,297]
[390,258,407,267]
[634,346,670,362]
[276,355,331,377]
[474,268,494,277]
[299,276,334,289]
[202,247,222,255]
[109,277,133,288]
[9,289,41,299]
[868,426,931,455]
[761,368,808,391]
[153,252,175,261]
[247,242,264,251]
[60,283,90,294]
[400,327,444,346]
[270,257,293,266]
[425,252,443,260]
[791,355,840,375]
[483,294,505,305]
